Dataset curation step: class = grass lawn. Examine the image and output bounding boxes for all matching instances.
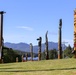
[0,58,76,75]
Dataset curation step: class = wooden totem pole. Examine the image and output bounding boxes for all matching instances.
[58,19,62,59]
[37,37,42,61]
[0,11,6,63]
[30,43,33,61]
[73,9,76,58]
[45,31,49,60]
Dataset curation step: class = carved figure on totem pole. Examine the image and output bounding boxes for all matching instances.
[30,43,33,61]
[37,37,42,61]
[0,11,6,63]
[58,19,62,59]
[45,31,49,60]
[72,9,76,58]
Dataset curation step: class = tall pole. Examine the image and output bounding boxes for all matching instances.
[0,11,6,63]
[45,31,49,60]
[58,19,62,59]
[73,9,76,58]
[37,37,42,61]
[30,43,33,61]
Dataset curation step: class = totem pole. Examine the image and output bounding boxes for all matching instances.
[72,9,76,58]
[58,19,62,59]
[16,57,18,62]
[26,53,28,61]
[22,55,23,62]
[30,43,33,61]
[0,11,6,63]
[37,37,42,61]
[45,31,49,60]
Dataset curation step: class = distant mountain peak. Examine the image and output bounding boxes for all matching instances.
[4,42,66,53]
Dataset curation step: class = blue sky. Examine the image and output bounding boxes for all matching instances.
[0,0,75,46]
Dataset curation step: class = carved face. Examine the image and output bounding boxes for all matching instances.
[74,9,76,15]
[59,19,62,27]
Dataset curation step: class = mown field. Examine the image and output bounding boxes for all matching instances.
[0,59,76,75]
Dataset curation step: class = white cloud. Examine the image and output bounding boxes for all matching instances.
[48,31,57,35]
[17,26,34,31]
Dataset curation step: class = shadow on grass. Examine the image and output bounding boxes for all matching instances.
[0,67,76,72]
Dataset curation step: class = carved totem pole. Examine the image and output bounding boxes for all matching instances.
[58,19,62,59]
[0,11,6,63]
[21,55,23,62]
[37,37,42,61]
[73,9,76,58]
[30,43,33,61]
[45,31,49,60]
[26,53,28,61]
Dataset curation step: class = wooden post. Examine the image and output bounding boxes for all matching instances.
[73,9,76,58]
[58,19,62,59]
[30,43,33,61]
[22,55,23,62]
[0,11,6,63]
[37,37,42,61]
[16,57,18,62]
[45,31,49,60]
[26,53,28,61]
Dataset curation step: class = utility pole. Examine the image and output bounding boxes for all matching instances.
[0,11,6,63]
[37,37,42,61]
[58,19,62,59]
[45,31,49,60]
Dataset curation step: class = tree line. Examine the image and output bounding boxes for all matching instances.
[3,47,38,63]
[41,44,73,60]
[3,44,73,63]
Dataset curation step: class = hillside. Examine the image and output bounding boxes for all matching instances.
[4,42,66,53]
[0,59,76,75]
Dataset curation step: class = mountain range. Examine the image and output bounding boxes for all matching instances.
[4,42,66,53]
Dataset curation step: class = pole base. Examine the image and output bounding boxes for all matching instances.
[46,55,49,60]
[0,59,3,63]
[72,50,76,58]
[38,53,41,61]
[0,59,2,63]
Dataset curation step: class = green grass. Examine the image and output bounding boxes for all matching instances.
[0,58,76,75]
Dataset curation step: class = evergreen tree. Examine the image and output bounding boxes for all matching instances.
[64,44,73,58]
[49,49,57,59]
[3,47,21,63]
[41,51,46,60]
